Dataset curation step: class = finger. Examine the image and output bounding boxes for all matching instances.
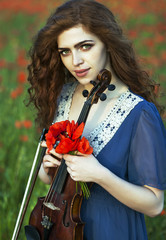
[43,161,58,168]
[49,148,63,159]
[67,167,76,181]
[63,154,75,162]
[41,141,47,147]
[65,161,75,171]
[67,166,72,174]
[65,160,70,167]
[70,174,76,181]
[43,154,61,166]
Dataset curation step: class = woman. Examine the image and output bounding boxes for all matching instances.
[27,0,166,239]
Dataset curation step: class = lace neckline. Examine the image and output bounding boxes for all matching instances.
[86,89,130,137]
[54,82,143,156]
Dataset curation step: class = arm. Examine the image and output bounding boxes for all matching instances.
[64,153,164,217]
[38,163,52,184]
[96,163,164,217]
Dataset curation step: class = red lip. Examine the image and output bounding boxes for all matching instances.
[74,68,90,77]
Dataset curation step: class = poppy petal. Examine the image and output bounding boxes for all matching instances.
[72,122,85,140]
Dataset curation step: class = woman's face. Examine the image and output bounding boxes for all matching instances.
[57,25,111,85]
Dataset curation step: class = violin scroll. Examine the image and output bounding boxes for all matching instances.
[82,69,114,104]
[97,69,112,84]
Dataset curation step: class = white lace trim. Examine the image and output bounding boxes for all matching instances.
[54,83,143,157]
[53,82,78,123]
[87,91,143,156]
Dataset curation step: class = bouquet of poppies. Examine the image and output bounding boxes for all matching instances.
[45,120,93,198]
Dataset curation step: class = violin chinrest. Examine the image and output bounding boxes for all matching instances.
[24,225,41,240]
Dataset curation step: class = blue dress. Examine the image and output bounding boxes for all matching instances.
[54,82,166,240]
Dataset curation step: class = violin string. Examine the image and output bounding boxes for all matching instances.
[44,157,66,204]
[43,174,56,203]
[44,158,66,205]
[49,172,60,203]
[50,158,67,201]
[45,164,62,203]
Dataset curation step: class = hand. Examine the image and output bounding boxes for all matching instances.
[41,141,63,174]
[63,153,102,182]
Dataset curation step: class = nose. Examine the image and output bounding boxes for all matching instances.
[72,51,83,66]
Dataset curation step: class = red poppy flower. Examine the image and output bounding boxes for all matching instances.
[55,138,79,154]
[45,120,69,151]
[77,137,93,155]
[49,120,69,138]
[10,86,24,99]
[17,51,28,67]
[22,120,32,128]
[45,120,93,156]
[160,209,166,216]
[45,131,57,151]
[0,59,6,68]
[15,120,22,129]
[19,135,28,142]
[18,71,26,84]
[66,120,84,139]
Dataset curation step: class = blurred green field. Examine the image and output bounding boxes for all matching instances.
[0,0,166,239]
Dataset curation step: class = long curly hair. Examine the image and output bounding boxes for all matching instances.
[27,0,162,129]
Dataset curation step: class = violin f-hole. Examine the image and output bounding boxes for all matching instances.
[62,200,70,227]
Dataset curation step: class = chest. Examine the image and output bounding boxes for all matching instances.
[68,91,118,137]
[55,83,143,157]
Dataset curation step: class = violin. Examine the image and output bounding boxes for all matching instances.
[12,69,114,240]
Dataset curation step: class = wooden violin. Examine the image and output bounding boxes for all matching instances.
[12,69,113,240]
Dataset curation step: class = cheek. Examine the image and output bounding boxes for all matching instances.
[90,48,107,67]
[92,52,107,68]
[61,57,71,70]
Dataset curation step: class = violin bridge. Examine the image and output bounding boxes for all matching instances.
[43,202,60,211]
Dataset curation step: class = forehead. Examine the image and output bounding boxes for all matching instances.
[57,25,98,47]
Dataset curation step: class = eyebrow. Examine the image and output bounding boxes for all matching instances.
[58,40,94,51]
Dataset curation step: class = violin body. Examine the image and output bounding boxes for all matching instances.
[25,173,84,240]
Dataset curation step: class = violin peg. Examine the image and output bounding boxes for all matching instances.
[108,84,116,91]
[90,80,97,86]
[100,93,107,101]
[82,89,89,97]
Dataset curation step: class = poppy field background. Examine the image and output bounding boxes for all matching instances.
[0,0,166,239]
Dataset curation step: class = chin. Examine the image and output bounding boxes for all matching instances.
[77,80,92,86]
[75,70,100,85]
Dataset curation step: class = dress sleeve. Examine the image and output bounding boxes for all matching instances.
[128,102,166,190]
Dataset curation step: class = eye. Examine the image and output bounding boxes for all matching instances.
[59,49,71,57]
[80,44,94,51]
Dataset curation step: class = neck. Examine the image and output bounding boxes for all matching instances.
[76,70,128,99]
[106,76,128,100]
